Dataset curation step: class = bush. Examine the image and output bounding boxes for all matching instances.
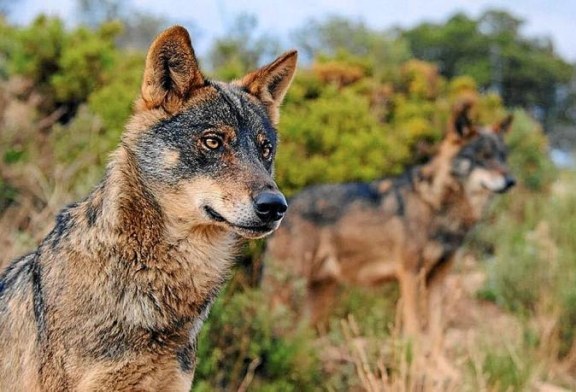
[1,16,122,117]
[88,52,144,135]
[194,288,320,391]
[479,170,576,360]
[505,109,557,191]
[482,349,533,391]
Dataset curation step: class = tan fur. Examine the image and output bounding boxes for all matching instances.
[234,50,298,125]
[140,26,205,114]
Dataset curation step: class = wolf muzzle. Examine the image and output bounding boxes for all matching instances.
[496,174,516,194]
[254,192,288,223]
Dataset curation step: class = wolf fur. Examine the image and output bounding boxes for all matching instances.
[0,26,296,391]
[263,102,515,340]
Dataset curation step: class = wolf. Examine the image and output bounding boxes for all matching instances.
[263,102,514,342]
[0,26,296,391]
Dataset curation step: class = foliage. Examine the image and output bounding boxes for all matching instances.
[505,109,557,191]
[278,78,401,195]
[194,288,320,391]
[481,348,533,391]
[293,16,411,82]
[0,16,121,117]
[208,14,281,79]
[0,178,17,214]
[87,52,144,136]
[402,10,575,132]
[77,0,167,50]
[275,54,526,195]
[477,169,576,360]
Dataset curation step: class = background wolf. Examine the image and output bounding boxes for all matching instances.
[0,26,296,391]
[264,102,514,345]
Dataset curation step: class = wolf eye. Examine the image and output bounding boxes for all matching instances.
[202,136,222,150]
[262,141,273,160]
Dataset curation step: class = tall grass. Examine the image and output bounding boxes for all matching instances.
[477,171,576,387]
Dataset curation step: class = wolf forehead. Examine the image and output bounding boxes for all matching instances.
[149,81,277,144]
[131,81,278,183]
[457,131,507,162]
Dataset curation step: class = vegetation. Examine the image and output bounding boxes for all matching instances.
[402,10,574,135]
[0,7,574,391]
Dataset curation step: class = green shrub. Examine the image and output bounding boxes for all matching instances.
[479,170,576,360]
[506,109,557,191]
[194,288,320,391]
[88,52,144,135]
[2,16,121,115]
[0,178,17,214]
[482,349,532,391]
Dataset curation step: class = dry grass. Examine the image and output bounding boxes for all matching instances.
[341,315,460,392]
[0,81,107,267]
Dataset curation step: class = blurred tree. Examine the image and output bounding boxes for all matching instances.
[276,58,452,195]
[292,16,411,82]
[402,9,574,135]
[554,77,576,147]
[115,11,168,50]
[76,0,167,50]
[207,13,280,79]
[77,0,124,27]
[88,51,144,136]
[1,16,121,120]
[0,17,16,78]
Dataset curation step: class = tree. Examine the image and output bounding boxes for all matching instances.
[207,13,280,79]
[402,9,574,134]
[292,16,410,82]
[76,0,167,50]
[1,15,122,120]
[76,0,124,28]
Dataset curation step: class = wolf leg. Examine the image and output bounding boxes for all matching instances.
[307,279,339,331]
[397,267,422,337]
[424,256,460,381]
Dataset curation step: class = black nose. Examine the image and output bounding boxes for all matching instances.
[254,192,288,223]
[504,175,516,190]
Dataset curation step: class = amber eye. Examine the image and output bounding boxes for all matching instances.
[202,137,222,150]
[262,141,273,160]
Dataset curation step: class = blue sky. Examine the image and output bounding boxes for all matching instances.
[9,0,576,62]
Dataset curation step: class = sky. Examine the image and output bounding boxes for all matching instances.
[9,0,576,63]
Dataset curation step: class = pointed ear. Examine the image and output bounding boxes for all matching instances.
[493,114,514,134]
[450,100,476,139]
[140,26,205,114]
[237,50,298,126]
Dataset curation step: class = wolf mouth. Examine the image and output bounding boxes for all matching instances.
[204,206,272,233]
[204,206,226,222]
[481,181,508,194]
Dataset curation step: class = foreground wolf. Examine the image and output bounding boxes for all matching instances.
[0,26,296,391]
[264,102,514,339]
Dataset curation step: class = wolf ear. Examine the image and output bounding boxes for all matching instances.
[237,50,298,126]
[493,114,514,134]
[450,100,476,139]
[140,26,205,114]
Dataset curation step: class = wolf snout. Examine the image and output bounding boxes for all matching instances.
[494,174,516,194]
[504,175,516,191]
[254,192,288,223]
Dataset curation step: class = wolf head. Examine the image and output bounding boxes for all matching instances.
[449,101,516,195]
[123,26,297,239]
